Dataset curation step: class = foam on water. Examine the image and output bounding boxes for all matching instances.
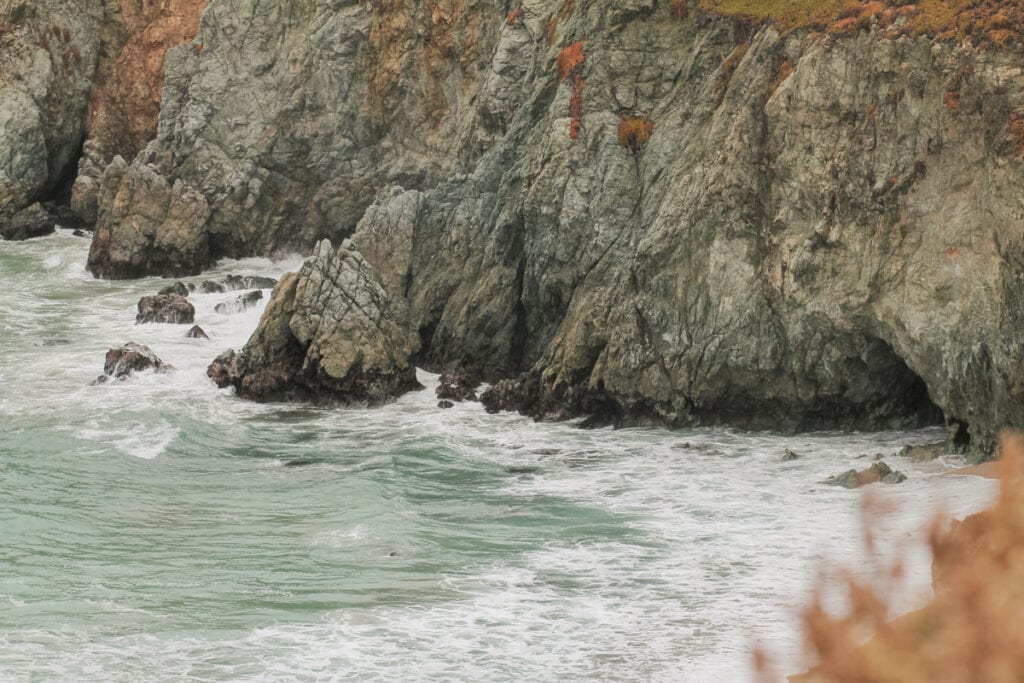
[0,232,997,681]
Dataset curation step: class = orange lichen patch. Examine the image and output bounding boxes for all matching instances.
[618,115,654,152]
[671,0,690,18]
[770,57,794,95]
[505,7,522,25]
[781,431,1024,683]
[1010,110,1024,156]
[88,0,207,159]
[947,247,961,258]
[556,40,585,80]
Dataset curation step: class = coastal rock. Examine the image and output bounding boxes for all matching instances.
[93,342,166,383]
[214,290,263,315]
[899,442,946,463]
[782,449,800,462]
[159,281,190,297]
[0,204,55,241]
[824,461,908,489]
[223,275,277,291]
[136,294,195,324]
[186,325,209,339]
[199,280,226,294]
[438,400,455,409]
[207,239,420,404]
[436,363,481,402]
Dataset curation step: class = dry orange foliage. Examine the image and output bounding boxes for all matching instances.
[774,432,1024,683]
[618,115,654,151]
[556,40,585,80]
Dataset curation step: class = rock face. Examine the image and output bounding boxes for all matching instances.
[93,341,165,383]
[0,0,204,223]
[136,293,195,324]
[207,239,420,404]
[214,290,262,315]
[0,203,55,240]
[436,363,481,402]
[62,2,1024,453]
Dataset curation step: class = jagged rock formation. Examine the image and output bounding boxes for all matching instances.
[207,239,420,404]
[92,341,166,384]
[9,0,1024,452]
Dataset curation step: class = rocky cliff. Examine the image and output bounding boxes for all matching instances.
[8,0,1024,454]
[0,0,203,218]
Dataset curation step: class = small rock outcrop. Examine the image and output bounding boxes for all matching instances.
[207,239,420,404]
[824,461,908,489]
[899,442,946,463]
[186,325,209,339]
[215,290,263,315]
[224,275,277,291]
[136,294,195,324]
[0,204,55,241]
[92,342,166,384]
[159,281,191,297]
[782,449,800,462]
[436,363,481,402]
[438,400,455,409]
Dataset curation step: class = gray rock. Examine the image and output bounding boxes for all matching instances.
[207,239,421,404]
[93,342,166,384]
[215,290,263,315]
[782,449,800,462]
[899,442,945,463]
[136,294,195,325]
[223,275,278,291]
[185,325,209,340]
[199,280,226,294]
[159,281,190,298]
[436,363,481,402]
[0,204,54,241]
[438,400,455,409]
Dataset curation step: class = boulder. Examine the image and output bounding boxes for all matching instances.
[224,274,278,290]
[899,442,945,463]
[136,294,196,324]
[159,281,190,297]
[199,280,226,294]
[186,325,209,340]
[824,461,908,489]
[93,342,166,384]
[207,239,421,404]
[782,449,800,461]
[436,362,481,402]
[215,290,263,315]
[0,204,55,241]
[438,400,455,409]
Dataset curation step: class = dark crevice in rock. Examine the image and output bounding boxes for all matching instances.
[41,134,85,207]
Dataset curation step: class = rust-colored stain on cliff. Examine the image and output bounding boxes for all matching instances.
[89,0,206,159]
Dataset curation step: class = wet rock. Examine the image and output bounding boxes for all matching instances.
[0,204,55,241]
[782,449,800,461]
[72,229,89,238]
[93,342,166,384]
[506,465,541,474]
[159,281,190,297]
[283,459,314,468]
[824,461,908,489]
[41,338,71,347]
[207,240,420,404]
[438,400,455,409]
[199,280,226,294]
[136,294,195,324]
[436,362,481,402]
[899,442,945,463]
[186,325,209,340]
[224,274,278,290]
[215,290,263,315]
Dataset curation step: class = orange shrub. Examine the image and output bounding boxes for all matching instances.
[618,116,654,151]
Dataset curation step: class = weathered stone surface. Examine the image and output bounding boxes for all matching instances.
[214,290,262,315]
[93,341,165,383]
[0,203,54,240]
[136,293,195,324]
[223,275,277,291]
[436,362,481,402]
[73,2,1024,453]
[207,239,420,404]
[782,449,800,462]
[159,281,190,297]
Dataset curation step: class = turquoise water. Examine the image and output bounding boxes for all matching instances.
[0,232,996,681]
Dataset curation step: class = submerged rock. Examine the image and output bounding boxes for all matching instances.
[93,342,166,384]
[782,449,801,462]
[136,294,195,324]
[438,400,455,409]
[186,325,209,340]
[0,204,55,241]
[899,442,945,463]
[824,461,908,489]
[199,280,226,294]
[215,290,263,315]
[207,239,420,404]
